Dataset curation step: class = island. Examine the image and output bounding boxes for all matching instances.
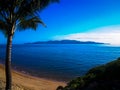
[25,40,105,45]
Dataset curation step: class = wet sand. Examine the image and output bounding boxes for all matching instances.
[0,64,66,90]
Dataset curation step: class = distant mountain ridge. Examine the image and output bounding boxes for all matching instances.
[25,40,105,44]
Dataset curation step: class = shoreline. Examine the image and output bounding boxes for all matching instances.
[12,66,68,83]
[0,60,69,82]
[0,64,66,90]
[0,61,67,82]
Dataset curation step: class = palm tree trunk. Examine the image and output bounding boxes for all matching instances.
[5,34,13,90]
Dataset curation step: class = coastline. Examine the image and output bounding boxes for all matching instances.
[0,64,66,90]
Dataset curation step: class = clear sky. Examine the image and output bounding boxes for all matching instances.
[1,0,120,45]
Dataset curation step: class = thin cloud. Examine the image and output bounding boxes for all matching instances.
[53,25,120,45]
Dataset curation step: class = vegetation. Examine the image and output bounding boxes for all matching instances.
[57,58,120,90]
[0,0,59,90]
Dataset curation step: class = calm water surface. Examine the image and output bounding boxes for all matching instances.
[0,44,120,81]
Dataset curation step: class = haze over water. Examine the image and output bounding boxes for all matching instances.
[0,44,120,81]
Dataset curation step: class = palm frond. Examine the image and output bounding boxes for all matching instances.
[0,20,9,32]
[0,0,59,36]
[17,16,46,31]
[40,0,58,10]
[15,0,59,21]
[0,20,9,37]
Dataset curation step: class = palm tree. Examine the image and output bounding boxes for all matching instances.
[0,0,59,90]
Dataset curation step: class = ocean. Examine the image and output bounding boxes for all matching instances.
[0,44,120,81]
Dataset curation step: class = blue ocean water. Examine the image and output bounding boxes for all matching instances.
[0,44,120,81]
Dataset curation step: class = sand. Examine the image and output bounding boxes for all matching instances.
[0,64,66,90]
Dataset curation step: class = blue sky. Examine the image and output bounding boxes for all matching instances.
[1,0,120,45]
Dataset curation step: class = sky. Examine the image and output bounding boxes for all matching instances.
[1,0,120,45]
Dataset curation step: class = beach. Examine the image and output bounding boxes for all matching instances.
[0,64,66,90]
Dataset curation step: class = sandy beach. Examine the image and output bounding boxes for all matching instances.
[0,64,66,90]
